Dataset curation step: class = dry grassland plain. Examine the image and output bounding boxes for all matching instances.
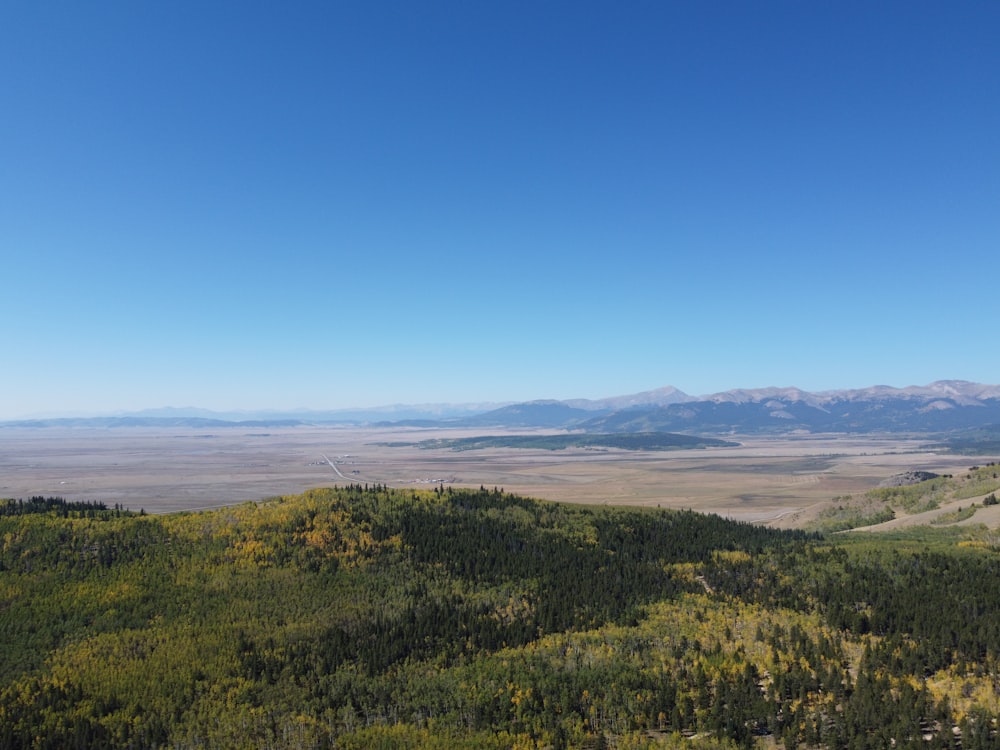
[1,426,996,528]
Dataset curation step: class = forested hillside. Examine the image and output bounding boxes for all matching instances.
[3,487,1000,748]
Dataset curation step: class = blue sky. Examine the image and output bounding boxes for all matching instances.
[2,1,998,418]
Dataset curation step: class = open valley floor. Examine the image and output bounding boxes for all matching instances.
[2,426,994,527]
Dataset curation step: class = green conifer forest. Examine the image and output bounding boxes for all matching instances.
[3,485,1000,748]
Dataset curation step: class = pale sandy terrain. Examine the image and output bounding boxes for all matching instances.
[0,426,994,526]
[849,490,1000,532]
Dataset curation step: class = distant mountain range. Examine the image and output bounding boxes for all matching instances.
[400,380,1000,434]
[4,381,1000,435]
[575,381,1000,435]
[0,403,501,429]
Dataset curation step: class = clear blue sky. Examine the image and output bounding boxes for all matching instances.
[2,1,998,418]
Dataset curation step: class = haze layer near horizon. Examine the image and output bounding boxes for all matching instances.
[3,2,998,419]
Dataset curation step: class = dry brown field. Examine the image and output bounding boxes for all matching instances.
[0,425,994,527]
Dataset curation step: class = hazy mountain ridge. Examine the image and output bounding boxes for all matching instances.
[456,381,1000,434]
[716,380,1000,407]
[562,385,694,411]
[2,402,507,427]
[455,401,602,428]
[4,381,999,435]
[580,380,1000,435]
[0,417,308,429]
